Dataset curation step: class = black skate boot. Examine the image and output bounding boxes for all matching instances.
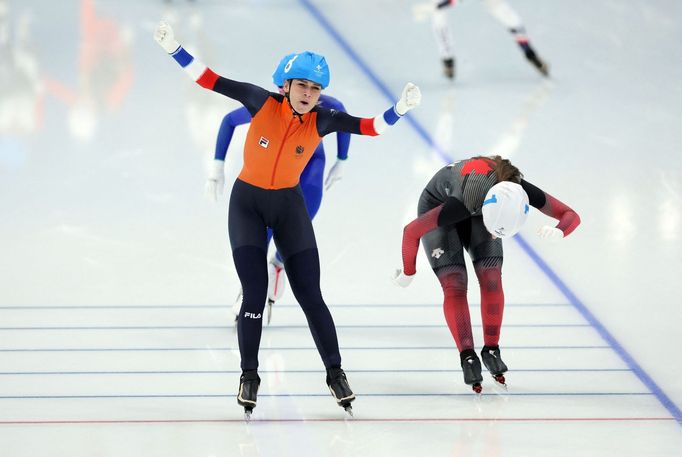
[326,367,355,416]
[460,349,483,394]
[442,57,456,80]
[481,345,508,388]
[237,370,260,421]
[522,46,549,77]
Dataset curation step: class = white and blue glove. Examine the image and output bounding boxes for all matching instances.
[204,159,225,202]
[537,225,564,241]
[324,159,346,191]
[392,268,415,288]
[395,82,422,116]
[153,21,180,53]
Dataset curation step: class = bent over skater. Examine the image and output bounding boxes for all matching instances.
[393,156,579,393]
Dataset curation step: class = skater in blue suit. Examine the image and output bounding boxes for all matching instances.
[204,54,352,324]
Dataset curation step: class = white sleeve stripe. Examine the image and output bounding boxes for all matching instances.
[183,58,208,81]
[373,115,388,135]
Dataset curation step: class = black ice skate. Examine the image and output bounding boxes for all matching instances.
[266,298,274,325]
[237,370,260,421]
[523,47,549,77]
[442,57,456,80]
[460,349,483,394]
[481,345,508,388]
[326,367,355,416]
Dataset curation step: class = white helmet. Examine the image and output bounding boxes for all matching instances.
[481,181,529,238]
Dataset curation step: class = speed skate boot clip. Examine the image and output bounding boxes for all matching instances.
[326,367,355,416]
[481,345,508,388]
[266,256,286,325]
[523,46,549,77]
[460,349,483,394]
[237,370,260,421]
[442,57,456,80]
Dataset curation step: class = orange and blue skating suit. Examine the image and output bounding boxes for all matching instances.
[167,45,406,372]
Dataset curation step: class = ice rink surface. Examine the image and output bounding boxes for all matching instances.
[0,0,680,455]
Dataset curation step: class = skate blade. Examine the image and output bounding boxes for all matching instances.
[244,407,253,422]
[490,374,509,393]
[343,404,353,417]
[472,383,483,395]
[537,63,550,77]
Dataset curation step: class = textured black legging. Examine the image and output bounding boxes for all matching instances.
[229,179,341,371]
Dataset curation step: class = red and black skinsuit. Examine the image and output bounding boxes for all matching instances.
[401,158,580,353]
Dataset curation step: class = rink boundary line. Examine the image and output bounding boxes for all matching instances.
[297,0,682,428]
[514,236,682,425]
[0,345,611,353]
[0,368,633,376]
[0,417,674,425]
[298,0,447,161]
[0,303,570,310]
[0,324,591,331]
[0,392,654,400]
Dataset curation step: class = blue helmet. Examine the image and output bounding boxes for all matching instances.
[272,53,297,87]
[272,51,330,89]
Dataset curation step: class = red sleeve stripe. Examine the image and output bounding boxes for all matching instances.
[196,68,220,90]
[359,117,378,136]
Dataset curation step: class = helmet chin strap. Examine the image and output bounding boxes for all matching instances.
[284,86,304,123]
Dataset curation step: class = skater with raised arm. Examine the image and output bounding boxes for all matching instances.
[206,54,352,325]
[154,21,421,418]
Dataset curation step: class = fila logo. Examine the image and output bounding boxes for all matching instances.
[259,137,269,148]
[243,312,262,319]
[431,248,445,259]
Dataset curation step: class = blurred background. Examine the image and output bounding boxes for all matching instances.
[0,0,680,456]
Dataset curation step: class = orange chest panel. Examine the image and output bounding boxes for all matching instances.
[238,97,322,189]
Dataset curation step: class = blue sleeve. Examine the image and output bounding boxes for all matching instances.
[215,107,252,160]
[320,96,351,160]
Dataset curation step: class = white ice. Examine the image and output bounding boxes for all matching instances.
[0,0,680,456]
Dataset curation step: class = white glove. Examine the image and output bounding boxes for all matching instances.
[324,159,346,191]
[395,82,422,116]
[537,225,564,240]
[204,159,225,202]
[392,268,415,288]
[412,2,436,22]
[154,21,180,53]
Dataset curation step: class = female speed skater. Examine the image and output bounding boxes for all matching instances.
[155,21,421,418]
[205,53,352,326]
[393,155,580,393]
